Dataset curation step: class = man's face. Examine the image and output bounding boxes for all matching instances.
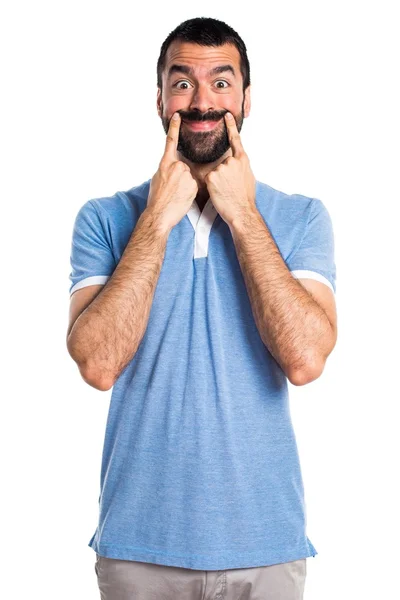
[157,41,250,164]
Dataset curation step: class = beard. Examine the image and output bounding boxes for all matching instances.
[161,99,245,164]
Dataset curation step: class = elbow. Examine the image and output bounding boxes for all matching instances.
[67,338,114,391]
[80,367,114,391]
[287,360,325,386]
[68,355,113,392]
[287,332,336,386]
[78,361,115,391]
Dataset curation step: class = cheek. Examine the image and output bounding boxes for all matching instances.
[225,98,241,114]
[163,98,185,116]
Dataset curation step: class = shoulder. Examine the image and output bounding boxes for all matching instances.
[255,180,323,244]
[89,178,151,221]
[255,180,319,222]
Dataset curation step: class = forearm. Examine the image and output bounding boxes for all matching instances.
[229,208,334,383]
[68,207,170,388]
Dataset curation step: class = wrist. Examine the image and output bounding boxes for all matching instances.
[142,207,172,237]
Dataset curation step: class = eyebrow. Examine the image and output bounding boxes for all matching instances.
[167,64,236,80]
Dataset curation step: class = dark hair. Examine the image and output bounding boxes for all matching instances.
[157,17,250,93]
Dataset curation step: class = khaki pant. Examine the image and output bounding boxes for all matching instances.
[95,553,307,599]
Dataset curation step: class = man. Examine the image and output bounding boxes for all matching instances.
[67,16,337,600]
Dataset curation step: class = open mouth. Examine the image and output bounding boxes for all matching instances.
[183,120,221,132]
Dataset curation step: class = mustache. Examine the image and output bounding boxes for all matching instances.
[177,110,229,122]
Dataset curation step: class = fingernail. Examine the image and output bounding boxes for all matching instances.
[172,112,180,120]
[226,112,233,119]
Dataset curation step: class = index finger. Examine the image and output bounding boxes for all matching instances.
[224,112,244,158]
[163,112,181,162]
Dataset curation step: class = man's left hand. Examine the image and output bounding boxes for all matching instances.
[204,112,257,227]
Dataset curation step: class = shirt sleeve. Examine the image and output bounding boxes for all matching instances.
[69,200,116,296]
[286,198,337,294]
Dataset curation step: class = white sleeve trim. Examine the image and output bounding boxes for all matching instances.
[290,270,335,294]
[70,275,110,296]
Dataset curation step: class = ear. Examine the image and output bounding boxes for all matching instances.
[243,85,251,118]
[156,88,162,118]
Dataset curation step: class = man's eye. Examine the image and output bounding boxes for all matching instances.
[174,80,192,89]
[214,80,230,88]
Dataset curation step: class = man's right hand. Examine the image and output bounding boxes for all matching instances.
[146,112,198,232]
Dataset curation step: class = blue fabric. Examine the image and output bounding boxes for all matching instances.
[69,179,336,570]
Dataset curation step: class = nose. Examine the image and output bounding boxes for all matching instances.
[188,83,215,115]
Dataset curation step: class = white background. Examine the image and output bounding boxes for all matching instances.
[1,1,399,598]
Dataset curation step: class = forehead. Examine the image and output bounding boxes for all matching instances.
[164,41,241,80]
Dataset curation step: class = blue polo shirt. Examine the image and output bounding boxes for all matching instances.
[69,178,336,571]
